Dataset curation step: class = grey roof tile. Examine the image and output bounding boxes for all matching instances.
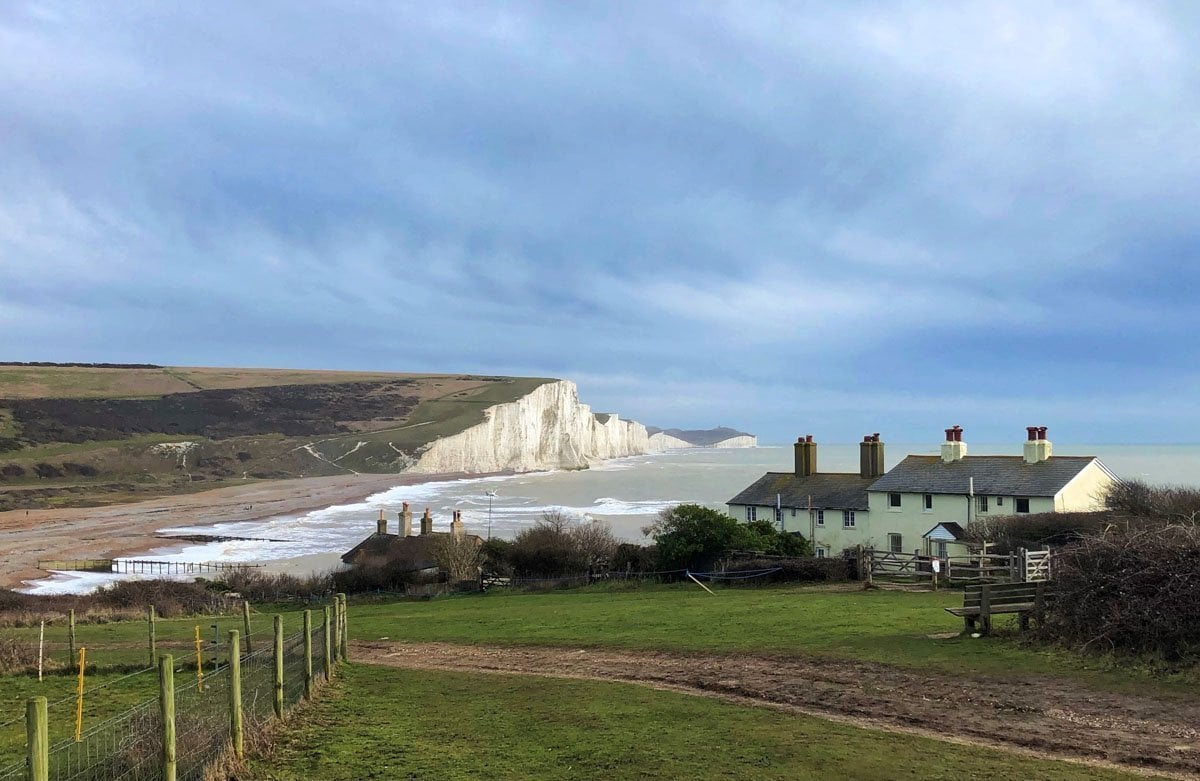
[727,472,873,511]
[867,455,1099,497]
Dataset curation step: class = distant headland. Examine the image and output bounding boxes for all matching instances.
[0,363,753,511]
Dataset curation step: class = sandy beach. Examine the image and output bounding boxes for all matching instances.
[0,472,484,590]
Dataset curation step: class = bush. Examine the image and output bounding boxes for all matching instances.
[480,538,514,576]
[611,543,657,573]
[965,511,1115,553]
[508,513,590,576]
[1043,525,1200,661]
[720,556,850,584]
[644,504,812,570]
[91,580,224,616]
[1106,480,1200,522]
[216,567,333,601]
[331,557,427,593]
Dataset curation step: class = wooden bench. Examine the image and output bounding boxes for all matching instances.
[945,581,1050,634]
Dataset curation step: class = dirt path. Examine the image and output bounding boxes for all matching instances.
[353,640,1200,779]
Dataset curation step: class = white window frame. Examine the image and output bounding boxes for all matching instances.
[923,493,933,512]
[888,492,902,509]
[843,510,856,528]
[745,506,757,522]
[774,506,783,525]
[812,509,824,527]
[887,533,903,553]
[996,496,1004,507]
[976,495,989,513]
[815,547,827,558]
[1015,497,1030,514]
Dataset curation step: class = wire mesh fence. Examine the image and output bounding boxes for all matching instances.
[4,600,346,781]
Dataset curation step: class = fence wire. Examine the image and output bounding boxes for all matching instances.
[5,615,333,781]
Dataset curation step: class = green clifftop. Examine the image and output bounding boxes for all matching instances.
[0,364,552,510]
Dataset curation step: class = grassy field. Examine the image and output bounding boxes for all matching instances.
[247,664,1164,781]
[0,605,322,764]
[1,585,1194,778]
[346,583,1198,694]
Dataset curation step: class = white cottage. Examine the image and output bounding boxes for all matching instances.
[865,426,1117,557]
[728,426,1118,558]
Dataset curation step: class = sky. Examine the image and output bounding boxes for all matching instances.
[2,1,1199,444]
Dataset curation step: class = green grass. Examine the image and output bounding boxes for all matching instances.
[347,583,1198,695]
[0,606,319,765]
[0,668,162,764]
[2,433,204,462]
[247,664,1161,781]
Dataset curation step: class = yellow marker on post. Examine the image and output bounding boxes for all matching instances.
[74,647,86,742]
[194,626,205,692]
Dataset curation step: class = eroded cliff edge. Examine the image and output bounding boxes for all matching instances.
[408,380,649,474]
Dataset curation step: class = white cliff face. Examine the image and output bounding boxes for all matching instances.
[647,432,693,451]
[713,435,758,448]
[408,380,650,474]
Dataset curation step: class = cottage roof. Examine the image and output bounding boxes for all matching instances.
[868,455,1101,497]
[340,532,481,569]
[727,472,873,511]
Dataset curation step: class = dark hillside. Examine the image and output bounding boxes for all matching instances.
[6,381,419,444]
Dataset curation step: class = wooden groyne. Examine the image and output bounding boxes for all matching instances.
[156,533,290,544]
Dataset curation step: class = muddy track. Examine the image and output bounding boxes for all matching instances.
[352,640,1200,779]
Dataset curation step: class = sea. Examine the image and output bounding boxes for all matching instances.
[20,443,1200,594]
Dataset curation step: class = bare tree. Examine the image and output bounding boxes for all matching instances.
[570,518,618,568]
[429,533,483,584]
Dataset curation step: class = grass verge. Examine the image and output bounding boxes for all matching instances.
[246,664,1165,781]
[347,583,1199,694]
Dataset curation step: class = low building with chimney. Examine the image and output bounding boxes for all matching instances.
[341,502,483,578]
[726,434,885,558]
[727,427,1117,558]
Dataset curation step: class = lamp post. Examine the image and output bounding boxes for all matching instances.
[485,490,498,540]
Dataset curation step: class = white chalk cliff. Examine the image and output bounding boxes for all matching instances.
[713,435,758,448]
[647,432,693,451]
[408,380,650,474]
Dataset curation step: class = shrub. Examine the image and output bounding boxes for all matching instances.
[644,504,812,570]
[480,538,514,576]
[331,557,426,593]
[719,556,850,584]
[0,636,40,674]
[965,511,1115,553]
[1043,525,1200,661]
[508,512,590,576]
[611,543,657,573]
[1106,479,1200,522]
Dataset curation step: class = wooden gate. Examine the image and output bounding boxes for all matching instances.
[1020,548,1052,581]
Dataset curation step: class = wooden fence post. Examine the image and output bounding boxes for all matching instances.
[26,696,48,781]
[159,655,176,781]
[323,606,333,679]
[67,608,76,664]
[273,615,284,720]
[337,593,349,662]
[242,601,253,653]
[148,605,157,668]
[302,610,313,700]
[979,583,993,635]
[228,630,243,760]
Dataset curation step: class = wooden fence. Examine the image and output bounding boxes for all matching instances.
[862,546,1052,585]
[37,559,263,575]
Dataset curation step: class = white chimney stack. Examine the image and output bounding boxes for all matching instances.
[940,425,967,463]
[1023,426,1052,464]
